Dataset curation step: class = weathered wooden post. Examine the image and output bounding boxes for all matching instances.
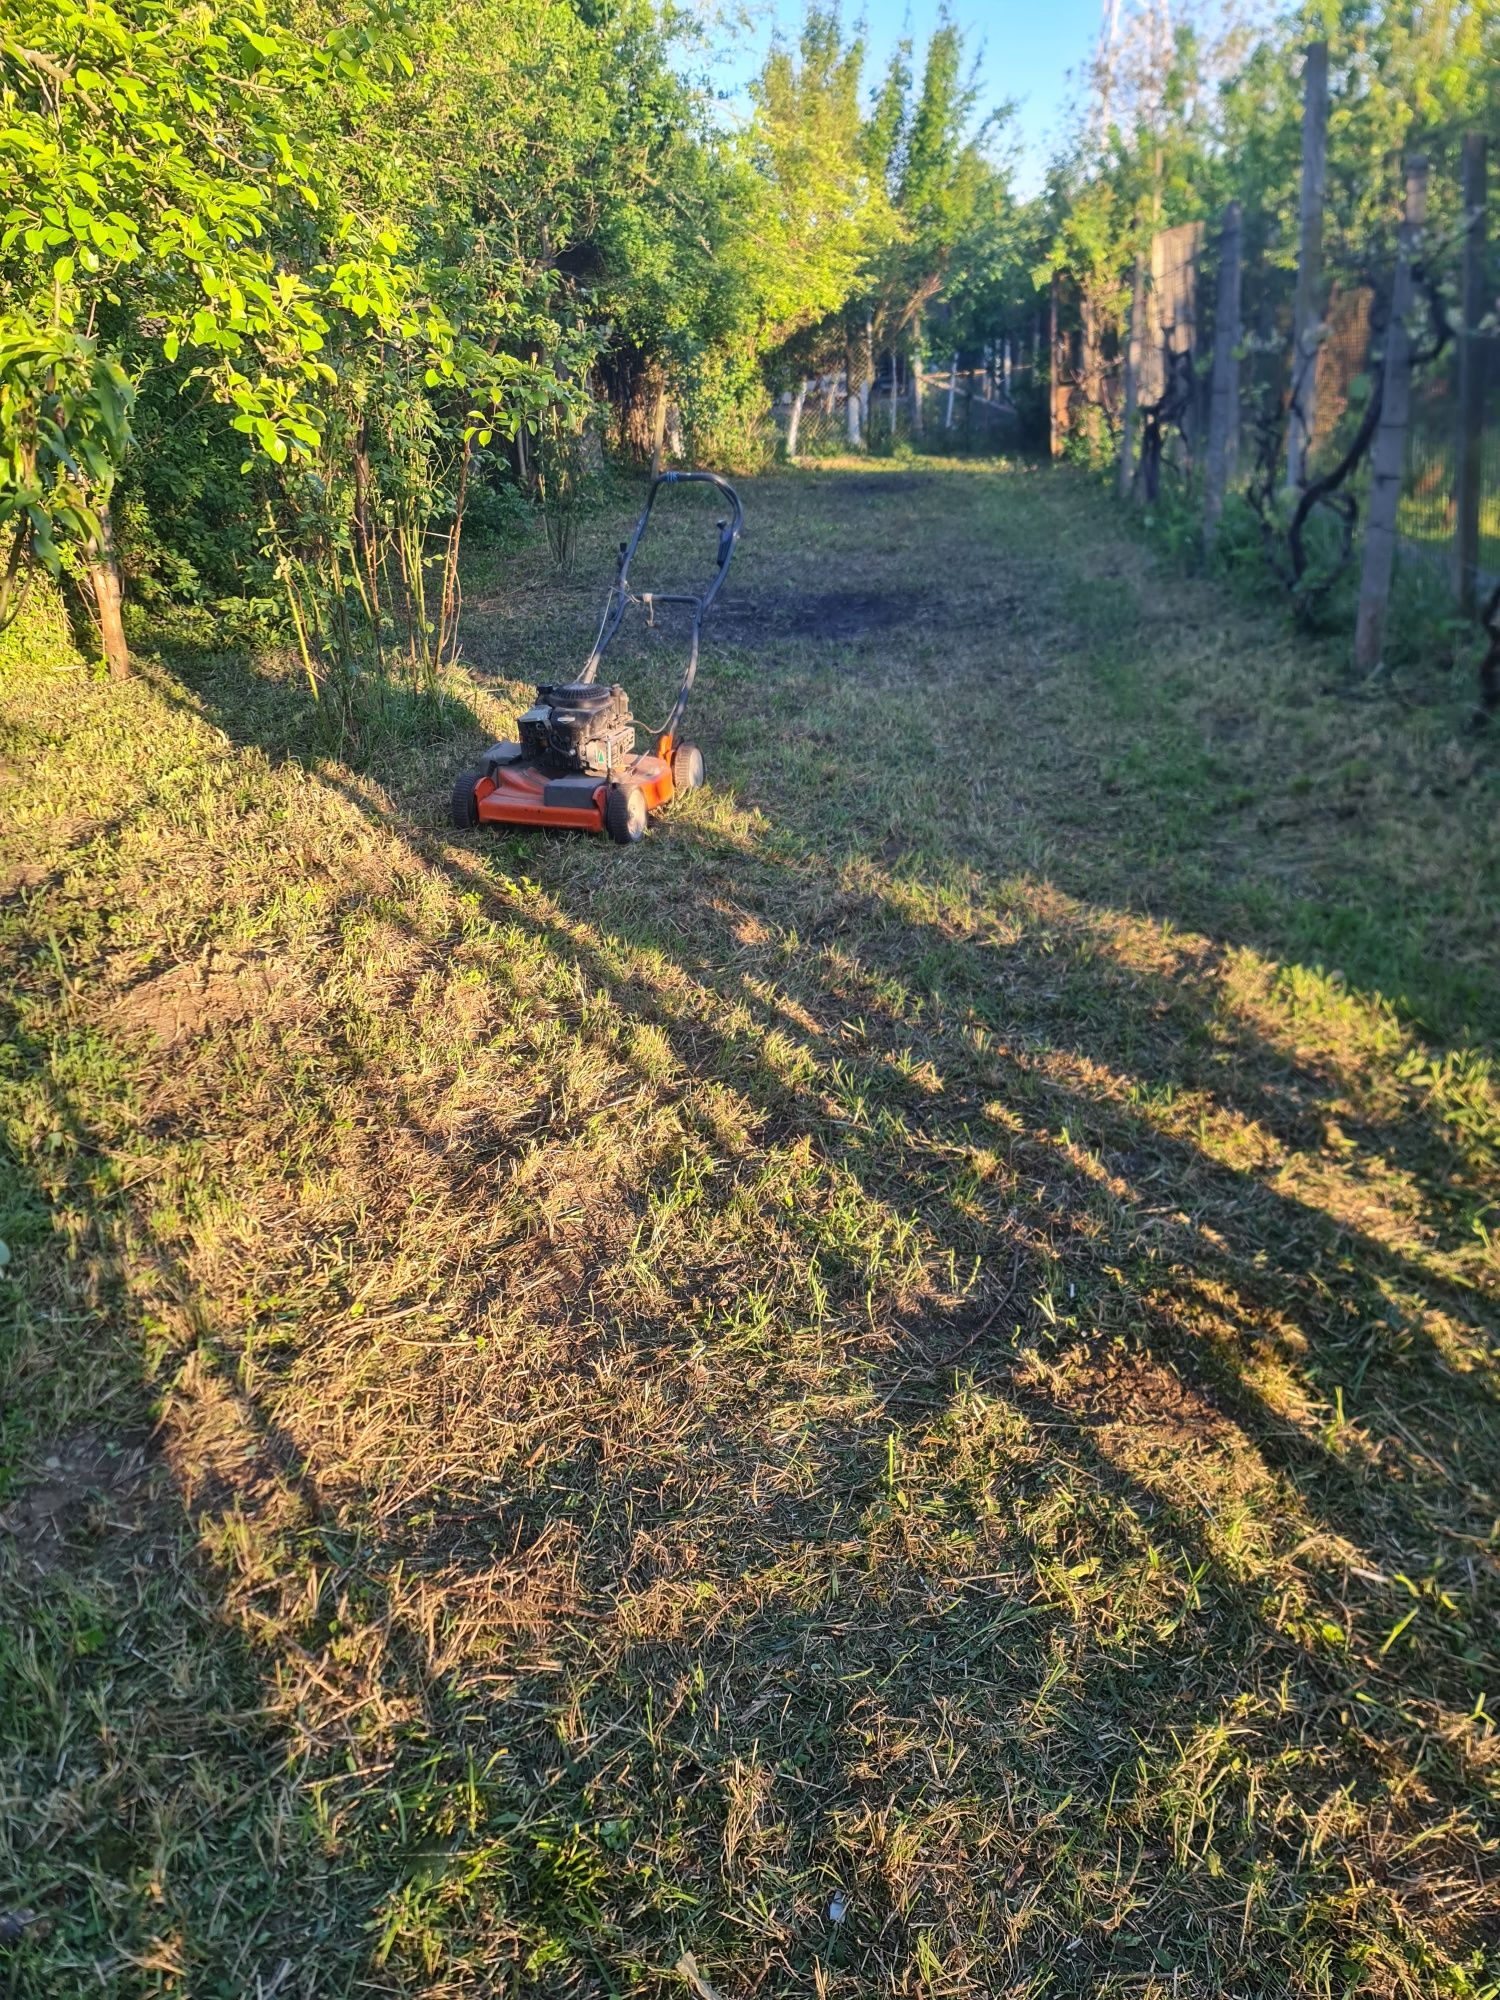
[861,317,874,430]
[1204,200,1243,536]
[845,341,863,448]
[910,326,925,441]
[944,351,959,429]
[1286,39,1330,490]
[1455,133,1488,617]
[1119,249,1145,498]
[1355,155,1428,674]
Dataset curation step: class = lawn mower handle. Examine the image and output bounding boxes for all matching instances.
[580,470,743,744]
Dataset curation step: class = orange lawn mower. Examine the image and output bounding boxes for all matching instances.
[450,470,744,845]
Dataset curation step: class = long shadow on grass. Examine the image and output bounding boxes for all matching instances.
[0,1000,376,1993]
[63,461,1496,1992]
[110,638,1500,1992]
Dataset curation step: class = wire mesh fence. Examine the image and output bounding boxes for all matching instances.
[765,368,1026,461]
[1402,332,1500,581]
[1046,122,1497,651]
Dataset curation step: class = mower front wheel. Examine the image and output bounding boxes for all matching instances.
[604,783,648,845]
[450,768,483,830]
[671,741,705,793]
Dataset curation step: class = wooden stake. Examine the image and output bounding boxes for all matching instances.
[1354,156,1428,675]
[1119,250,1145,497]
[1286,40,1329,490]
[1454,133,1488,617]
[1204,201,1243,537]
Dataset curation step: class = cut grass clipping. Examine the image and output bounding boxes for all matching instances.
[2,461,1498,1998]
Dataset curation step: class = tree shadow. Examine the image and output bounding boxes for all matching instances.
[6,460,1497,1994]
[136,642,1500,1980]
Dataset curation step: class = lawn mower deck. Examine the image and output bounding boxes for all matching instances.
[451,470,740,845]
[461,738,687,844]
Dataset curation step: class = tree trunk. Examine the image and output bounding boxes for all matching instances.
[944,351,959,429]
[1454,133,1488,617]
[1286,39,1329,490]
[1204,201,1243,537]
[1080,291,1103,448]
[1050,276,1063,459]
[86,501,129,680]
[910,328,925,440]
[888,350,899,442]
[845,342,863,447]
[786,379,809,459]
[1354,156,1428,675]
[649,381,668,478]
[353,423,380,615]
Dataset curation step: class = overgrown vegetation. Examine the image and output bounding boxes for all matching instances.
[3,461,1498,1995]
[1,0,1025,698]
[1035,0,1498,669]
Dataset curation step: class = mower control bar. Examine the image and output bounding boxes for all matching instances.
[581,470,743,743]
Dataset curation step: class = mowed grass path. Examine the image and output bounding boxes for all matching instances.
[2,462,1498,1998]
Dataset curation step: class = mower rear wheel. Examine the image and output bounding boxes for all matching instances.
[450,768,483,829]
[671,741,705,793]
[604,783,648,845]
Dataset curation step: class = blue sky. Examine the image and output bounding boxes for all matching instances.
[705,0,1105,195]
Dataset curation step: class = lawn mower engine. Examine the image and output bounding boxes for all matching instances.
[518,681,636,778]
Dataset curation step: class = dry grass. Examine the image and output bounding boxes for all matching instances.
[2,461,1498,1998]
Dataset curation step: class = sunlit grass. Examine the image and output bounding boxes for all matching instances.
[2,463,1498,1997]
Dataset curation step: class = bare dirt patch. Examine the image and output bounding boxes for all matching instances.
[108,949,308,1046]
[716,586,921,645]
[1,861,51,898]
[2,1431,156,1569]
[810,471,932,500]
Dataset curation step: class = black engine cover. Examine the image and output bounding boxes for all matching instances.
[518,681,635,776]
